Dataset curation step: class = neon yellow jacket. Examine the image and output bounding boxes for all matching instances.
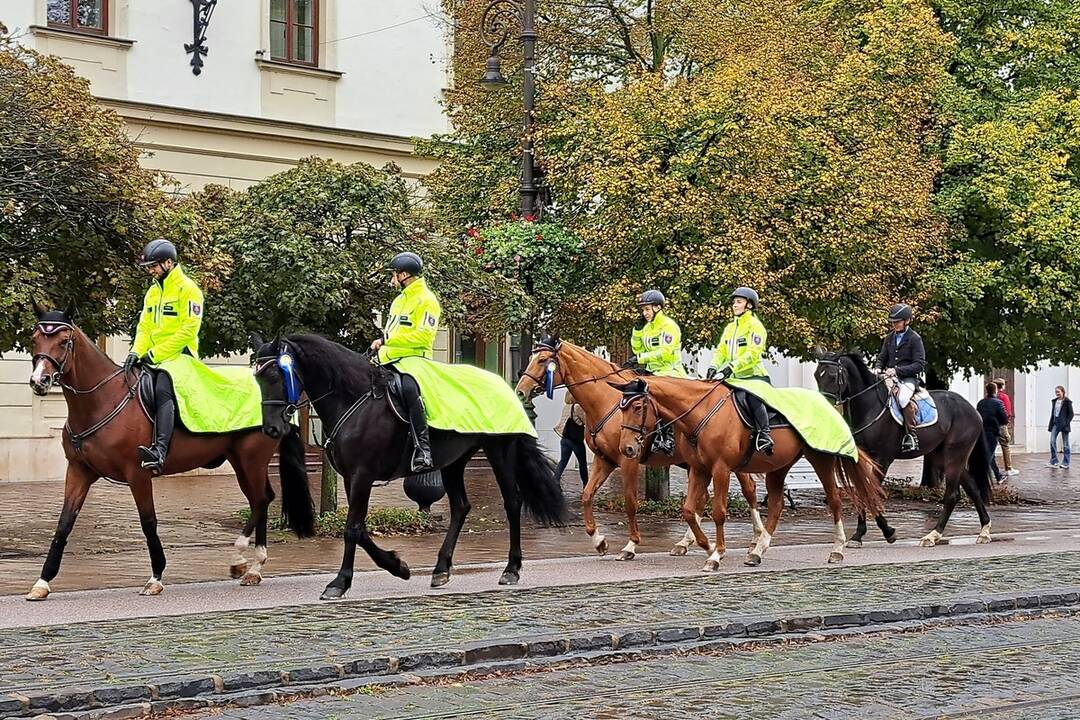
[378,277,441,363]
[131,265,203,363]
[711,311,769,379]
[630,311,687,377]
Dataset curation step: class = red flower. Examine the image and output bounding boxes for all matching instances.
[535,233,544,242]
[466,227,481,239]
[523,214,537,223]
[474,246,484,256]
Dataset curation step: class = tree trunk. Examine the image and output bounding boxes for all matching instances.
[645,465,670,500]
[320,456,338,515]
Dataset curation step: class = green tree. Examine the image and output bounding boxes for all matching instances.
[0,32,161,351]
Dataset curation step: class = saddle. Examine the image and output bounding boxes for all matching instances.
[138,369,227,469]
[379,366,413,425]
[888,388,938,428]
[731,387,792,430]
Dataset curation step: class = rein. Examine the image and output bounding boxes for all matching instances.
[817,358,890,436]
[622,381,728,453]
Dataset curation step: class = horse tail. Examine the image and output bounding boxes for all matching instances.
[278,426,317,538]
[835,449,886,517]
[514,435,569,527]
[967,431,993,505]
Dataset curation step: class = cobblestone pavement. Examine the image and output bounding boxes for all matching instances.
[2,551,1080,701]
[185,614,1080,719]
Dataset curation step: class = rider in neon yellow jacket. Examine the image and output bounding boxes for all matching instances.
[707,287,774,455]
[630,290,687,378]
[371,252,441,472]
[123,239,205,474]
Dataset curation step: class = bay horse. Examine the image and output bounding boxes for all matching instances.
[252,334,567,598]
[814,351,993,546]
[24,306,315,601]
[515,338,765,560]
[614,376,885,569]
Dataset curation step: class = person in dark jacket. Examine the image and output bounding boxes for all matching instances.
[977,383,1008,484]
[875,303,926,452]
[1048,385,1074,469]
[554,393,590,486]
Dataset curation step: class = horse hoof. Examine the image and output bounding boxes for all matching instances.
[239,572,262,586]
[392,560,411,581]
[884,528,898,544]
[320,585,348,600]
[744,553,762,567]
[139,580,164,596]
[827,552,844,564]
[670,544,688,556]
[25,581,50,601]
[845,539,863,549]
[431,571,451,588]
[499,571,520,586]
[617,551,635,561]
[596,538,608,556]
[976,534,992,545]
[918,536,938,548]
[229,562,249,579]
[702,560,720,572]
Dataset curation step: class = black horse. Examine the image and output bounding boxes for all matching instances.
[252,333,567,599]
[814,351,993,546]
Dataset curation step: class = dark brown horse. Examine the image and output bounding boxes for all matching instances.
[516,339,765,560]
[614,376,885,569]
[24,306,315,601]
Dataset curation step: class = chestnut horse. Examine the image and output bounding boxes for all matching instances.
[614,376,885,570]
[516,338,764,560]
[24,307,315,601]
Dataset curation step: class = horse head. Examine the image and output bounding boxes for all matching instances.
[29,302,77,396]
[608,378,653,459]
[814,349,874,404]
[251,333,294,439]
[515,334,563,401]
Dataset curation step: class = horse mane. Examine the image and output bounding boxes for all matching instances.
[285,333,374,397]
[838,351,877,387]
[560,339,620,373]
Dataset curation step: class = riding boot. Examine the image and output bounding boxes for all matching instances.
[407,396,434,473]
[138,373,175,475]
[901,403,920,452]
[751,397,774,455]
[653,422,675,455]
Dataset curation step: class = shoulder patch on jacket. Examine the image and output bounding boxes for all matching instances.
[189,301,202,317]
[424,312,437,328]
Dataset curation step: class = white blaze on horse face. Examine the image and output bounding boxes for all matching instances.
[30,358,49,385]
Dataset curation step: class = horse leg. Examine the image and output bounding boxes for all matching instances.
[618,461,641,561]
[431,458,470,588]
[921,447,966,547]
[239,464,272,587]
[807,452,846,563]
[130,477,166,595]
[747,469,789,566]
[581,455,616,556]
[322,476,408,600]
[736,472,764,552]
[874,513,898,544]
[703,466,732,572]
[681,466,712,554]
[847,513,869,548]
[228,459,270,582]
[26,462,95,601]
[672,479,708,556]
[485,441,525,585]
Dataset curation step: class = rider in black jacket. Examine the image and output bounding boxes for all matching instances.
[875,303,926,452]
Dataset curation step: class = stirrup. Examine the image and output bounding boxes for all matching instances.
[901,433,919,452]
[755,432,774,456]
[410,447,434,473]
[138,445,165,474]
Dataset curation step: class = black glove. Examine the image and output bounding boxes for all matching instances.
[706,367,717,380]
[710,366,732,382]
[622,355,639,369]
[633,315,647,330]
[123,352,140,374]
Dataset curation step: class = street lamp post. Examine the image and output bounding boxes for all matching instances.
[480,0,541,219]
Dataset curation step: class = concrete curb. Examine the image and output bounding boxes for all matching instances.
[10,587,1080,720]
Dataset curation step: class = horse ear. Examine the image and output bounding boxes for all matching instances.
[30,297,46,320]
[63,302,76,322]
[249,332,266,351]
[813,345,827,360]
[634,378,647,392]
[607,381,629,392]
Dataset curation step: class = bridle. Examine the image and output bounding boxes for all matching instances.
[815,357,889,436]
[32,322,76,389]
[619,381,727,457]
[520,342,632,395]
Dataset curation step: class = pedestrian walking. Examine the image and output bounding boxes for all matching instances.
[554,393,590,487]
[976,382,1008,484]
[1048,385,1074,469]
[993,378,1019,476]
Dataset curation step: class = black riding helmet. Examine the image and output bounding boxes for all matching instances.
[888,303,914,323]
[731,287,759,309]
[139,239,177,267]
[637,289,666,306]
[388,252,423,276]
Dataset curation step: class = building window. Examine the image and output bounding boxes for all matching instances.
[270,0,318,66]
[47,0,108,34]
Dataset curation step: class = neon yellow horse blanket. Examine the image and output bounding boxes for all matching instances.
[394,356,536,437]
[154,354,263,433]
[727,378,858,461]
